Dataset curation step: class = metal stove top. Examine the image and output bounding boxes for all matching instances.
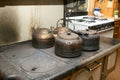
[67,16,114,31]
[0,37,120,80]
[0,43,67,80]
[68,16,114,26]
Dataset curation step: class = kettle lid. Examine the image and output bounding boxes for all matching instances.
[58,32,79,40]
[57,27,70,34]
[38,28,50,34]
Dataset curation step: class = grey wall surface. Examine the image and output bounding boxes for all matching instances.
[0,1,63,46]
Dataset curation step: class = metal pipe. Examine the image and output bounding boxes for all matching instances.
[63,0,67,27]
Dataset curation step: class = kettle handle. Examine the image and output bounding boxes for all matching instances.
[31,27,36,33]
[56,18,75,31]
[56,19,64,28]
[50,26,55,33]
[67,20,76,31]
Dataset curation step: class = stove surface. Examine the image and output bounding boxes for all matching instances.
[0,37,119,80]
[0,43,67,80]
[68,16,114,26]
[67,16,114,31]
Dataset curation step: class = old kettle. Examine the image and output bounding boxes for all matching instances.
[32,28,55,49]
[55,31,82,58]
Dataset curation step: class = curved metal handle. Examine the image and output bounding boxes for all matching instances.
[56,19,64,28]
[68,20,76,31]
[56,18,75,31]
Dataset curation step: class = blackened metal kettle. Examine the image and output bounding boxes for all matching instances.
[55,31,82,58]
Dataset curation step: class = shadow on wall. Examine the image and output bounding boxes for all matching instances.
[0,7,19,45]
[0,0,64,7]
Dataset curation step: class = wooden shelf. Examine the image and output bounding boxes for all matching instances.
[113,19,120,39]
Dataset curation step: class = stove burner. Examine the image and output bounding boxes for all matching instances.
[98,18,108,21]
[83,17,89,19]
[67,19,85,22]
[21,54,57,73]
[83,17,98,20]
[74,19,85,22]
[85,20,96,23]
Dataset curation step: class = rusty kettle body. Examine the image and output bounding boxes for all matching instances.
[32,28,55,49]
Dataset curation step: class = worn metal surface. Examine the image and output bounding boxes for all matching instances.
[76,30,100,51]
[0,5,63,47]
[0,36,120,80]
[0,7,19,45]
[32,28,55,49]
[55,32,82,58]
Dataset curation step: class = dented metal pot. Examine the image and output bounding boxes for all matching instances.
[55,32,82,58]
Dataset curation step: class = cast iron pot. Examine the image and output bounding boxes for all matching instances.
[76,29,100,51]
[55,32,82,58]
[32,28,55,49]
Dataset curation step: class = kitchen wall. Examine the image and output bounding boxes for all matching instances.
[0,1,63,46]
[88,0,119,17]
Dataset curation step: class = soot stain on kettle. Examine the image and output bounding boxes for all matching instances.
[0,7,19,45]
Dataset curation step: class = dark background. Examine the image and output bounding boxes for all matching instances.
[0,0,64,6]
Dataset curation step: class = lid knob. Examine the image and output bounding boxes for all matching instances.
[86,29,89,31]
[67,31,71,35]
[84,33,88,36]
